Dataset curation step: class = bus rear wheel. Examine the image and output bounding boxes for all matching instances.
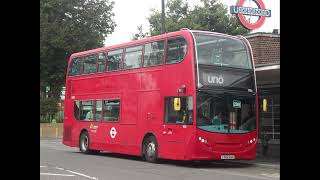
[79,131,100,154]
[143,136,158,163]
[80,131,90,154]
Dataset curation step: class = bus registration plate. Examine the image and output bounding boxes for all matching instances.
[221,155,235,159]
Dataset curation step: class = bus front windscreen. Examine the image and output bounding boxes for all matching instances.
[194,34,252,69]
[196,91,256,134]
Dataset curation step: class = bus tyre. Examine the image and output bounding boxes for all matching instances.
[144,136,158,163]
[79,131,91,154]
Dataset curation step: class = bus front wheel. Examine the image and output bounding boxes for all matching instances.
[143,136,158,163]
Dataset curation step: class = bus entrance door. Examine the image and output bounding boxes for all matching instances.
[161,124,192,160]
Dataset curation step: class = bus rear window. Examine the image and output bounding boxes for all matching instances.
[68,57,82,76]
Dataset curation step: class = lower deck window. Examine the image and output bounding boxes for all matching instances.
[73,99,120,122]
[103,99,120,122]
[80,100,94,121]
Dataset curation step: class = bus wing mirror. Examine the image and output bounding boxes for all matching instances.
[262,98,267,112]
[174,98,181,111]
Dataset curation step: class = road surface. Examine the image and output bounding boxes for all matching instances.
[40,138,279,180]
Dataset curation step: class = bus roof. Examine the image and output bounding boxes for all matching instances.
[69,29,244,60]
[70,29,192,59]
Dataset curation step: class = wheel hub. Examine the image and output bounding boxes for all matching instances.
[146,142,155,157]
[82,136,88,151]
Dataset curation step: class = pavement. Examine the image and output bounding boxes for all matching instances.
[41,138,279,180]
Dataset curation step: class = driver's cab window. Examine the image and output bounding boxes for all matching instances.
[164,96,193,124]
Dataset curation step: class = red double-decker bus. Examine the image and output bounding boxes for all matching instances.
[63,29,259,162]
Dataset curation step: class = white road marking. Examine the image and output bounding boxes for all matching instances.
[65,169,99,180]
[40,166,47,168]
[261,173,280,178]
[40,173,75,177]
[54,166,99,180]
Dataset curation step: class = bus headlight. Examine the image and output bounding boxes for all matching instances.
[248,138,256,144]
[198,137,208,144]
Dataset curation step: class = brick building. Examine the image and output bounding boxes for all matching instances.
[246,30,280,158]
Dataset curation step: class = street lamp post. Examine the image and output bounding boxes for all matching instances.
[161,0,165,34]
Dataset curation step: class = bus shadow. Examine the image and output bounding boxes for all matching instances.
[73,151,142,161]
[72,151,255,169]
[160,159,256,169]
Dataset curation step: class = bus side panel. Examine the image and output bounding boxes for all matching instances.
[63,98,74,146]
[137,91,164,157]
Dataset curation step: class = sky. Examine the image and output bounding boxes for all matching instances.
[104,0,280,46]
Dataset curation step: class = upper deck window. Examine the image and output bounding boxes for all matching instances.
[83,54,97,74]
[166,37,187,64]
[68,57,82,76]
[97,52,106,73]
[124,45,143,70]
[194,34,252,69]
[107,49,123,72]
[143,40,164,67]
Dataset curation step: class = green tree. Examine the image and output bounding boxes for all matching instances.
[40,0,116,99]
[148,0,250,36]
[131,25,149,41]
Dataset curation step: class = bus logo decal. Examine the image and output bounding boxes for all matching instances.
[230,0,271,30]
[110,127,117,138]
[208,75,224,85]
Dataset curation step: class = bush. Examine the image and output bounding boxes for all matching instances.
[40,97,59,116]
[40,97,63,123]
[40,111,64,123]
